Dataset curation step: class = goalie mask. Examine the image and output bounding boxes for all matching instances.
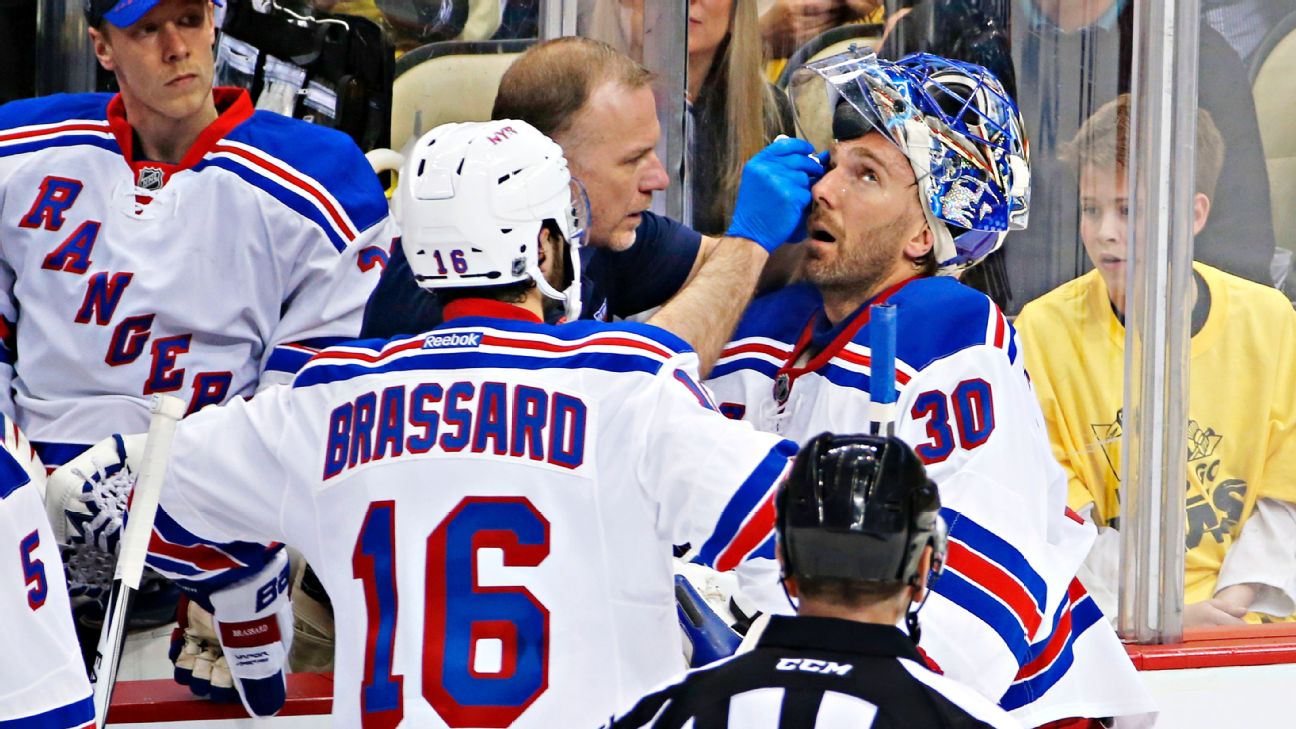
[397,120,590,320]
[794,49,1030,275]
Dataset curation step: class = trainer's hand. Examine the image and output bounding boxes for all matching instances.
[1184,598,1248,627]
[726,137,827,253]
[46,434,146,554]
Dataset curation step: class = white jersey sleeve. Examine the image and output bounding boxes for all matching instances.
[256,215,396,391]
[147,389,293,588]
[635,357,796,613]
[639,357,794,566]
[0,418,94,728]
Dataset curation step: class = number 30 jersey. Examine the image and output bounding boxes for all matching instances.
[705,280,1155,727]
[146,305,795,728]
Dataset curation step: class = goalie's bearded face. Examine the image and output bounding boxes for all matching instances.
[802,133,930,297]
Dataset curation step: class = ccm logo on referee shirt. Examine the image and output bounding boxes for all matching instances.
[775,658,853,676]
[423,332,482,349]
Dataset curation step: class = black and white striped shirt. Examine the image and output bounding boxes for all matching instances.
[609,616,1021,729]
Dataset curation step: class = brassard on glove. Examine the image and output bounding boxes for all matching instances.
[206,548,295,717]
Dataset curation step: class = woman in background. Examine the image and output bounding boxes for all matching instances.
[688,0,798,235]
[585,0,797,236]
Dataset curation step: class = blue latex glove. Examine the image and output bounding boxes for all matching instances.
[725,137,828,252]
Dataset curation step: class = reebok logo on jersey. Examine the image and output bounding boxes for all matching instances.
[423,332,483,349]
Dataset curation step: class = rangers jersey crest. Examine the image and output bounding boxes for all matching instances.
[0,89,395,464]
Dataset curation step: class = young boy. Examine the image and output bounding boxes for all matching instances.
[1016,94,1296,626]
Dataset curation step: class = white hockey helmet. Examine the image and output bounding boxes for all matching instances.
[396,120,590,319]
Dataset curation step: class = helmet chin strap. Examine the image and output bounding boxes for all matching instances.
[527,246,583,321]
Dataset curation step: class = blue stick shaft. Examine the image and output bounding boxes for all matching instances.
[869,304,898,435]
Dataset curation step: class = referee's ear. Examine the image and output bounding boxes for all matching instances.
[776,542,801,600]
[912,546,935,601]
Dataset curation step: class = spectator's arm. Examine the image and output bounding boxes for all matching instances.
[1214,498,1296,618]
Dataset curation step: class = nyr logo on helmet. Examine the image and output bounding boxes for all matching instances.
[486,126,519,145]
[423,331,483,350]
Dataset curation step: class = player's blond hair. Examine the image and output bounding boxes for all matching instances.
[1062,93,1226,199]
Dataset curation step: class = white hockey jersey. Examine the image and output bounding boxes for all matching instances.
[0,89,393,466]
[705,280,1155,727]
[0,415,94,728]
[145,300,795,728]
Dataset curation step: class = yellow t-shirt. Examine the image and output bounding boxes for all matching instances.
[1016,264,1296,616]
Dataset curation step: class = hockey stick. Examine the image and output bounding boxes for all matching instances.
[868,304,898,436]
[91,395,187,728]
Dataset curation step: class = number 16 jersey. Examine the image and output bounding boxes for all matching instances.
[147,303,795,728]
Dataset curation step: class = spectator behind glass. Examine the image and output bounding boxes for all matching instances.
[882,0,1277,312]
[1201,0,1288,66]
[310,0,537,52]
[758,0,884,59]
[688,0,797,235]
[1016,94,1296,628]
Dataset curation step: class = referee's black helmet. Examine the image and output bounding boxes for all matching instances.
[776,433,947,588]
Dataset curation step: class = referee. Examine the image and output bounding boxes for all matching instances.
[608,433,1022,728]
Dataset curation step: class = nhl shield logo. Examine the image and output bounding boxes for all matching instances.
[773,372,791,405]
[137,166,165,191]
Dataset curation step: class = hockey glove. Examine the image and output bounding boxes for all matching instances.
[675,574,742,667]
[46,434,146,610]
[170,595,238,704]
[205,548,295,717]
[46,433,146,554]
[725,136,827,252]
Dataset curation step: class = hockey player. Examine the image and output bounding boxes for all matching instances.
[703,51,1155,726]
[0,0,391,627]
[49,120,798,727]
[611,433,1021,729]
[0,417,94,728]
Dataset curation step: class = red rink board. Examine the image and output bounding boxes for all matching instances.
[108,628,1296,722]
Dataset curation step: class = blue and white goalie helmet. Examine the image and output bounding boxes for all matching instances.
[396,120,590,319]
[799,49,1031,275]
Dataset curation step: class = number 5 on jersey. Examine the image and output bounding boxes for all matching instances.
[353,497,551,729]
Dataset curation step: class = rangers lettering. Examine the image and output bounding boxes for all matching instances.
[105,314,154,366]
[143,334,192,394]
[323,382,588,480]
[19,176,83,230]
[188,371,233,413]
[41,220,100,273]
[74,272,133,325]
